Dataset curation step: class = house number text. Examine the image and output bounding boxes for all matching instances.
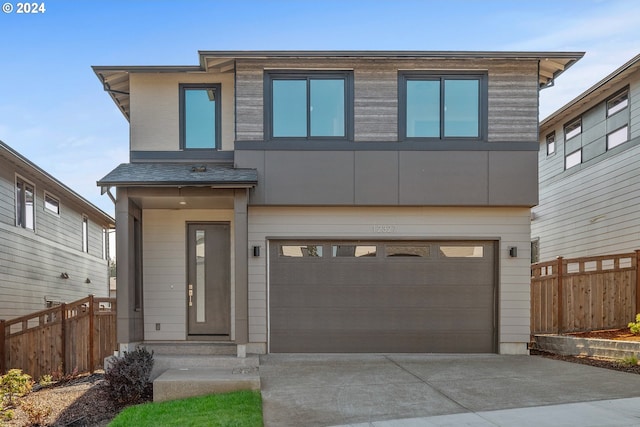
[373,225,396,233]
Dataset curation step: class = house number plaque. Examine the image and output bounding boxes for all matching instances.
[373,225,396,233]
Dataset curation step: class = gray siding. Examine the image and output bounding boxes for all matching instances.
[0,222,109,319]
[236,150,538,207]
[534,70,640,260]
[235,58,538,143]
[0,155,111,319]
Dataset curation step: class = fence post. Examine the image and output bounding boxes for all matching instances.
[60,303,66,375]
[0,319,5,375]
[635,250,640,317]
[89,295,95,373]
[557,256,564,334]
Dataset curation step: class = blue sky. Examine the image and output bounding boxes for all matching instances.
[1,0,639,216]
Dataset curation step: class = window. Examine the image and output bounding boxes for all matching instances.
[564,118,581,140]
[607,90,628,117]
[385,245,430,257]
[280,245,323,257]
[531,239,540,264]
[82,216,89,253]
[44,192,59,215]
[565,149,582,170]
[546,132,555,155]
[180,84,221,149]
[266,71,353,140]
[439,245,484,258]
[16,177,34,230]
[400,73,486,140]
[607,125,629,150]
[332,245,377,257]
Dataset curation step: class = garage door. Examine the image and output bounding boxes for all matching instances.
[269,240,496,353]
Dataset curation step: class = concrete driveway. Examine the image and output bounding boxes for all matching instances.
[259,354,640,427]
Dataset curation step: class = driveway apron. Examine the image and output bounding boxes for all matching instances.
[259,354,640,427]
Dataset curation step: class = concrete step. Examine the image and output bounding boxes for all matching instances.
[150,354,259,381]
[153,367,260,402]
[139,341,238,356]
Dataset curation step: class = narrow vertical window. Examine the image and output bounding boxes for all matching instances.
[180,84,221,149]
[546,132,555,155]
[16,177,34,230]
[82,216,89,253]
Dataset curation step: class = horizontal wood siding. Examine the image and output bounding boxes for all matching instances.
[142,209,234,341]
[247,206,532,354]
[0,222,109,320]
[235,58,539,143]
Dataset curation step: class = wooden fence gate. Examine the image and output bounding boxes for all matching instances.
[531,251,640,334]
[0,295,116,380]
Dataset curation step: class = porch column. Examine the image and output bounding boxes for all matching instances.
[115,187,144,348]
[234,189,249,344]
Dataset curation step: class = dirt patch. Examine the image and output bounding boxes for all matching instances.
[3,371,151,427]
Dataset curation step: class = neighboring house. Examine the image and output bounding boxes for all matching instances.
[94,50,582,355]
[0,141,115,319]
[532,54,640,262]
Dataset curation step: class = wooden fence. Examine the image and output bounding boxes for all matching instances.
[0,295,116,380]
[531,251,640,334]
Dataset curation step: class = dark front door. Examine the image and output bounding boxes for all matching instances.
[187,223,230,337]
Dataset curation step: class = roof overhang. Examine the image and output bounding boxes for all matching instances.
[94,50,584,120]
[541,53,640,129]
[0,141,114,226]
[97,163,258,191]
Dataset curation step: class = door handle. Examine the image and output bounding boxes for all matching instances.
[188,284,193,307]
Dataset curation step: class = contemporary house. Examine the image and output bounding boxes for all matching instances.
[95,50,582,356]
[533,54,640,262]
[0,141,115,319]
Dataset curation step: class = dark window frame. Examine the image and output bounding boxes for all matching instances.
[565,148,582,170]
[606,124,629,150]
[564,117,582,141]
[546,132,556,156]
[398,71,488,141]
[15,176,35,230]
[179,83,222,150]
[264,70,354,141]
[606,87,629,117]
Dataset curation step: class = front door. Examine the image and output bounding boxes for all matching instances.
[187,223,230,338]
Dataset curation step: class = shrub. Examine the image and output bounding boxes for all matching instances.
[105,347,154,404]
[1,369,33,409]
[38,375,54,388]
[20,400,52,426]
[628,313,640,335]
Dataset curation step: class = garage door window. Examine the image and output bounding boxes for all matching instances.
[440,245,484,258]
[385,245,430,257]
[279,245,323,257]
[332,245,377,257]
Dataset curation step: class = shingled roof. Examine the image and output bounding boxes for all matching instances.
[97,163,258,188]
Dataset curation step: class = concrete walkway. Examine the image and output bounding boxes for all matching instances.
[259,354,640,427]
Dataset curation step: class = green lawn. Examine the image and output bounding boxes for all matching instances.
[108,390,263,427]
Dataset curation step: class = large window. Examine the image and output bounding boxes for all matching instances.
[180,84,221,149]
[399,73,486,140]
[16,177,34,230]
[266,72,353,140]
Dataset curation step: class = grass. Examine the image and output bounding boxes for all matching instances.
[108,390,263,427]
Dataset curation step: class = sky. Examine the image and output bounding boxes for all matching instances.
[1,0,639,218]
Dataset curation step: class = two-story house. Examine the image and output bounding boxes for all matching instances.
[0,141,114,319]
[532,54,640,262]
[95,50,582,356]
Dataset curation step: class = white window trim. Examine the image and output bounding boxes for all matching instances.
[82,215,89,253]
[15,174,36,231]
